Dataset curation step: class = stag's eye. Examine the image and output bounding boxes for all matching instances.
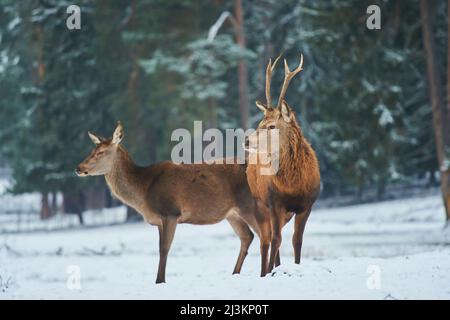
[268,125,276,130]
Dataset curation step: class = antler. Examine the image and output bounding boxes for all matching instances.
[277,54,304,107]
[265,54,282,108]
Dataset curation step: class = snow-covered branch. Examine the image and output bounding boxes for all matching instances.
[207,11,231,43]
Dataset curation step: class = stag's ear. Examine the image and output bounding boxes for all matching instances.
[88,131,102,145]
[112,121,124,145]
[280,100,293,123]
[256,101,267,114]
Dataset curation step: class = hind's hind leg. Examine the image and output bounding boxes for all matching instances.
[227,212,254,274]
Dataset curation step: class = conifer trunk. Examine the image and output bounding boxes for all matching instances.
[420,0,450,221]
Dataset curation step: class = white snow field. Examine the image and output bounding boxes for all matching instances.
[1,190,450,299]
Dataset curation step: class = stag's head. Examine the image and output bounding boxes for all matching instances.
[76,122,124,176]
[245,54,304,153]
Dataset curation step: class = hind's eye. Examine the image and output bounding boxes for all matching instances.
[268,125,276,130]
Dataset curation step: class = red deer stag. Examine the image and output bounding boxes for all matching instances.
[245,54,321,272]
[76,122,272,283]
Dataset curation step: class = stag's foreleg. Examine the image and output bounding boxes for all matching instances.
[227,213,254,274]
[292,207,311,264]
[255,201,271,277]
[155,216,177,284]
[268,205,284,272]
[259,222,271,277]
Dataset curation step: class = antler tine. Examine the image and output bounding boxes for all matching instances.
[265,54,282,108]
[277,54,304,107]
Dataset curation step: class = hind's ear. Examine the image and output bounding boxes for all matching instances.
[88,131,102,145]
[112,121,124,145]
[280,100,293,123]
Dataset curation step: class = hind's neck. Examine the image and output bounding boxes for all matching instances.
[104,147,147,210]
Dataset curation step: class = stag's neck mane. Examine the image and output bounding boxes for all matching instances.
[104,146,150,210]
[273,121,319,194]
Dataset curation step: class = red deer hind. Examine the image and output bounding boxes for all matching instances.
[76,122,273,283]
[245,54,321,272]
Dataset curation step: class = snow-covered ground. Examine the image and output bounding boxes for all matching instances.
[0,178,125,233]
[0,179,40,215]
[1,192,450,299]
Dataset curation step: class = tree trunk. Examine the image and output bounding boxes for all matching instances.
[446,0,450,222]
[51,192,58,215]
[105,189,115,208]
[428,169,437,187]
[376,181,386,201]
[420,0,450,221]
[447,0,450,123]
[126,206,142,222]
[234,0,250,130]
[84,186,107,210]
[63,191,85,225]
[77,211,84,225]
[34,24,48,221]
[356,185,363,201]
[32,25,45,84]
[207,97,218,129]
[40,192,50,220]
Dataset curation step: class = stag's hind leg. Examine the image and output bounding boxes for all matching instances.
[292,207,311,264]
[268,207,294,272]
[227,212,254,274]
[273,212,293,268]
[275,251,281,267]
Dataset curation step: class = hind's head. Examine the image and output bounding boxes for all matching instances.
[75,122,124,177]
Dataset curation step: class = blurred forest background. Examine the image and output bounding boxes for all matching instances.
[0,0,449,223]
